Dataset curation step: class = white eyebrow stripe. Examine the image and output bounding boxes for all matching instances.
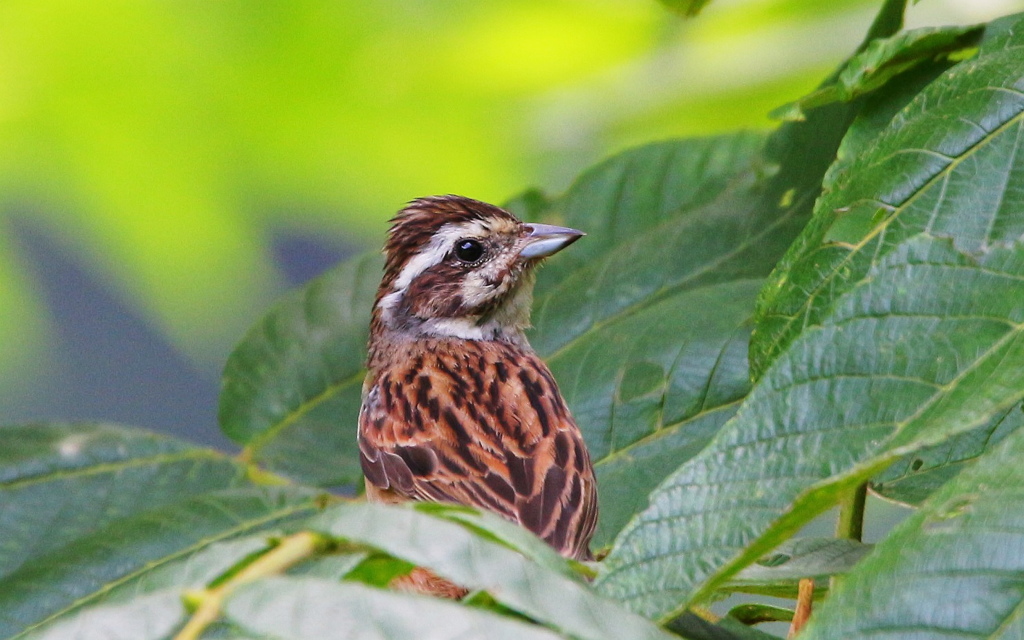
[376,219,492,314]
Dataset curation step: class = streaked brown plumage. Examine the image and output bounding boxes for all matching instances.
[359,195,598,570]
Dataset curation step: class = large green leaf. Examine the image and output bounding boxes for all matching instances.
[0,423,249,580]
[537,133,765,280]
[0,487,319,639]
[528,134,803,360]
[533,31,903,545]
[596,235,1024,621]
[227,577,565,640]
[219,252,383,484]
[751,15,1024,374]
[803,416,1024,640]
[550,279,758,548]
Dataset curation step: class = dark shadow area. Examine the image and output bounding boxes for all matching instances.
[270,228,362,286]
[1,216,360,452]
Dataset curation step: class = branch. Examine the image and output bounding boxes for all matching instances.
[174,531,329,640]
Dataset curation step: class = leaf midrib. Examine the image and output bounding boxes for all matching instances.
[0,449,233,491]
[244,368,365,457]
[595,401,742,469]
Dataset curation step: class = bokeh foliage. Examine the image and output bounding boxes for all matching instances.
[0,0,934,391]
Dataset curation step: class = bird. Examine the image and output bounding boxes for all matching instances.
[358,195,599,580]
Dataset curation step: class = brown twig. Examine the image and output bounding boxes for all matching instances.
[788,578,815,638]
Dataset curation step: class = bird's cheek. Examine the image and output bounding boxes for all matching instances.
[404,276,466,318]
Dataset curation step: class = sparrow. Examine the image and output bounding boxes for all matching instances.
[358,195,599,568]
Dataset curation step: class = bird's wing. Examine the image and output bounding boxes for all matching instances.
[358,340,598,560]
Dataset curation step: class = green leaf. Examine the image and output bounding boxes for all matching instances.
[306,502,677,640]
[770,25,982,121]
[529,137,778,359]
[665,612,782,640]
[227,577,566,640]
[655,0,711,18]
[862,0,907,43]
[752,16,1024,374]
[0,487,320,639]
[17,591,185,640]
[528,121,851,545]
[597,235,1024,621]
[0,423,248,580]
[411,502,582,579]
[550,280,759,548]
[539,133,766,279]
[802,417,1024,640]
[726,538,872,597]
[873,401,1024,505]
[219,252,383,485]
[287,549,368,581]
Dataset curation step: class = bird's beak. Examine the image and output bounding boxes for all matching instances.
[519,223,585,260]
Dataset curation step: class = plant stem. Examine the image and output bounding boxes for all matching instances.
[835,482,868,542]
[830,481,869,595]
[174,531,328,640]
[787,578,814,638]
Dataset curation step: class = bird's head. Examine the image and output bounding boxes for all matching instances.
[372,195,583,342]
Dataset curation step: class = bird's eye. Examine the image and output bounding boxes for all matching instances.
[454,239,485,263]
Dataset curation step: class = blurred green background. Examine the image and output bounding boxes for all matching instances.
[0,0,1014,447]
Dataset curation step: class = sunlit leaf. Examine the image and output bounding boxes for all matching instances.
[17,591,186,640]
[306,502,676,640]
[227,577,565,640]
[770,25,982,121]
